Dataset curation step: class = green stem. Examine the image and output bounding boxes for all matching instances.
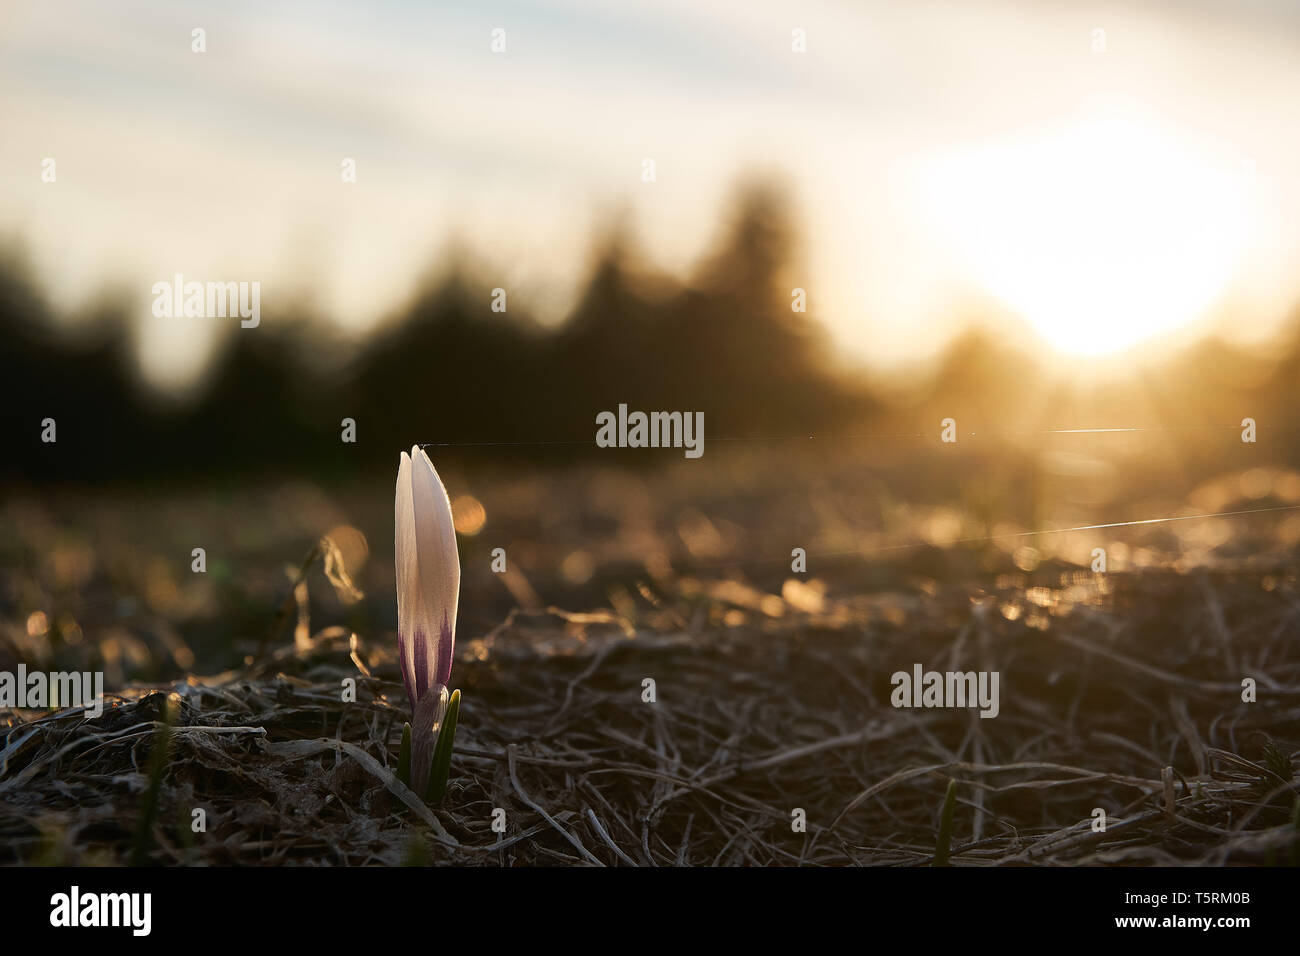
[424,689,461,804]
[396,722,412,788]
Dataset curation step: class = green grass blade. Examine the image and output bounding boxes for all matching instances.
[129,697,177,866]
[424,689,460,804]
[934,778,958,867]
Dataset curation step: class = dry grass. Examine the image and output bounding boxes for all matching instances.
[3,563,1297,866]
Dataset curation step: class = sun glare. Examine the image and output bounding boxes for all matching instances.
[918,102,1255,356]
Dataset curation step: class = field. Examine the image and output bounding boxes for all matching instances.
[2,442,1299,865]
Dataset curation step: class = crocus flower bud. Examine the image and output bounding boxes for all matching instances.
[395,445,460,794]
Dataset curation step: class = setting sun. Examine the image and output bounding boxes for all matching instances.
[919,101,1257,356]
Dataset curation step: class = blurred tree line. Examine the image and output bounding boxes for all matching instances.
[2,178,1299,490]
[0,183,878,483]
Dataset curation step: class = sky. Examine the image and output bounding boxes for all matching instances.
[2,0,1299,391]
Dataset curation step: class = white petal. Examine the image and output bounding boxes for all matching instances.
[410,446,460,668]
[394,451,419,682]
